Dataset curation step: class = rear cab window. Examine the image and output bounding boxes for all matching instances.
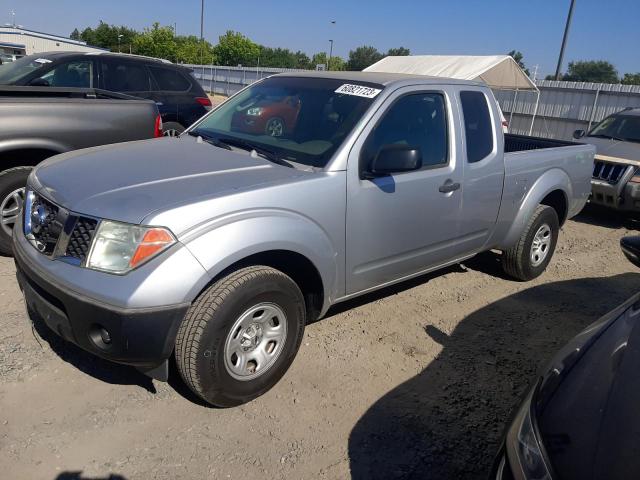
[460,90,494,163]
[149,66,191,92]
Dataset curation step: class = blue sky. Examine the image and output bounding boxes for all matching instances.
[5,0,639,77]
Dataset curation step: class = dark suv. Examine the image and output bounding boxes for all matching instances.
[0,51,212,135]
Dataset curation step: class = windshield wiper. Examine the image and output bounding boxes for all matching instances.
[187,130,232,150]
[215,136,295,168]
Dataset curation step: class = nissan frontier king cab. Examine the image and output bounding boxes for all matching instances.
[13,72,594,407]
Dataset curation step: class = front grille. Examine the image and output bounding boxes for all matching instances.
[592,160,628,184]
[25,191,99,262]
[65,218,98,261]
[27,193,62,255]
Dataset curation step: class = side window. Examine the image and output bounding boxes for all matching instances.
[149,66,191,92]
[363,93,448,169]
[460,91,494,163]
[101,62,152,92]
[41,60,93,88]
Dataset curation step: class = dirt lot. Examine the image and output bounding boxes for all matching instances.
[1,207,639,480]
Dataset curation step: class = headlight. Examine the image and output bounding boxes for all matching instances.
[505,386,552,480]
[246,107,263,116]
[86,220,175,274]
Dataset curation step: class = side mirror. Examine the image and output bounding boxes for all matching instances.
[621,237,640,269]
[28,78,50,87]
[365,145,423,178]
[573,129,586,139]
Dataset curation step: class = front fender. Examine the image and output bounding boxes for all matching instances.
[500,168,572,249]
[181,209,340,309]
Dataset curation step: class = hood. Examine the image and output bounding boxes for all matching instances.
[31,136,307,225]
[581,135,640,163]
[535,292,640,478]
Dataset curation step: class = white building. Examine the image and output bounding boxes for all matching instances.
[0,26,107,56]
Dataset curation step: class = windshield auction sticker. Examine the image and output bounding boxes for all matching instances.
[335,84,382,98]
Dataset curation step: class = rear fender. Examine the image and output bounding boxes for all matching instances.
[499,168,572,249]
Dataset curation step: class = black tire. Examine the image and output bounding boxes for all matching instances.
[175,266,306,407]
[162,122,185,137]
[0,167,32,256]
[502,205,559,281]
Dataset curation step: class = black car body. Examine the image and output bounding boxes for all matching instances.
[0,51,212,135]
[493,236,640,479]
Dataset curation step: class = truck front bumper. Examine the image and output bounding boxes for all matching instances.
[13,233,190,381]
[591,179,640,212]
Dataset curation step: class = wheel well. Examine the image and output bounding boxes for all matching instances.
[212,250,325,323]
[540,190,568,225]
[0,148,60,172]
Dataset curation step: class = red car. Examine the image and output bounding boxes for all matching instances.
[231,95,301,137]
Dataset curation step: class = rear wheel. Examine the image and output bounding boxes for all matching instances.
[175,266,306,407]
[502,205,559,281]
[0,167,32,256]
[162,122,185,137]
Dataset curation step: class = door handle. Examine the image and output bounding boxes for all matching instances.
[439,181,461,193]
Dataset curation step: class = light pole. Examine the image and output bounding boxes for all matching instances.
[118,34,123,53]
[555,0,576,80]
[200,0,205,65]
[328,40,334,71]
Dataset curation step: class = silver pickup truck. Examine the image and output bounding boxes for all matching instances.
[13,72,594,407]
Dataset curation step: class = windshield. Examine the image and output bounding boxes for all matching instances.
[589,113,640,143]
[191,76,383,168]
[0,54,52,84]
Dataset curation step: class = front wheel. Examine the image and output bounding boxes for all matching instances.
[175,266,306,407]
[502,205,559,281]
[0,167,32,256]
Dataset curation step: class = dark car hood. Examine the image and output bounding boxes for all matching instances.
[581,136,640,162]
[31,136,306,225]
[536,292,640,479]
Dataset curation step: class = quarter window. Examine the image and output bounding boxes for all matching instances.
[460,91,494,163]
[364,93,448,169]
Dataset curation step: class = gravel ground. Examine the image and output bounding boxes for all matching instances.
[1,206,639,480]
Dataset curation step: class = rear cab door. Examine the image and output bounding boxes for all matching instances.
[345,84,465,294]
[456,87,505,253]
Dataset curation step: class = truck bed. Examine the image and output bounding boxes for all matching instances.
[505,133,580,153]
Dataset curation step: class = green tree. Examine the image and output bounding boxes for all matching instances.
[70,28,80,40]
[75,21,138,51]
[346,46,383,71]
[132,23,178,61]
[562,60,619,83]
[508,50,530,76]
[386,47,410,56]
[214,31,260,66]
[622,73,640,85]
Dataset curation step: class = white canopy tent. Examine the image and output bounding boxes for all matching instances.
[365,55,540,134]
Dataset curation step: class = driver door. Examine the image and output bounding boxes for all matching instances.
[345,87,463,295]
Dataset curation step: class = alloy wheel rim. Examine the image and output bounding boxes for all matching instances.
[530,224,552,267]
[0,187,25,237]
[266,119,284,137]
[223,302,287,381]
